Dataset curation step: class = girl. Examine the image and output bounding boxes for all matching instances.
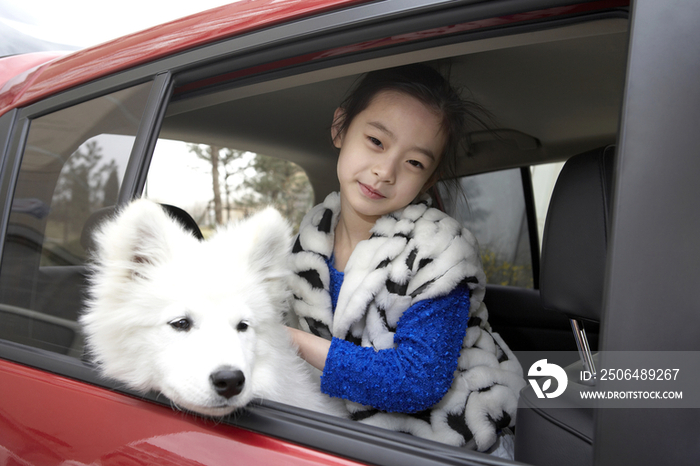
[287,64,525,455]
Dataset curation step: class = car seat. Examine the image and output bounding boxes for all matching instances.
[514,146,615,466]
[80,203,204,253]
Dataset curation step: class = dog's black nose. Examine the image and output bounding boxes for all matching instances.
[210,369,245,399]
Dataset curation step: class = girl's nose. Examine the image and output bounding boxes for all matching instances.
[371,156,397,183]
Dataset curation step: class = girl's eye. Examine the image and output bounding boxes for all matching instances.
[236,321,249,332]
[368,136,383,148]
[408,160,424,169]
[169,317,192,332]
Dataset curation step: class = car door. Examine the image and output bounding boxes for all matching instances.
[7,0,688,464]
[0,40,365,466]
[594,0,700,464]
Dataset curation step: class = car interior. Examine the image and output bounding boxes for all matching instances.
[156,14,628,350]
[152,16,628,463]
[0,8,631,465]
[162,17,628,193]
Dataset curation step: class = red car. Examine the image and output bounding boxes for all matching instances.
[1,0,698,464]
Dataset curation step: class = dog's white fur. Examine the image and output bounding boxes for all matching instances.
[81,199,343,417]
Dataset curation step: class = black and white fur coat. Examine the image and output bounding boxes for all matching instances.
[288,192,525,451]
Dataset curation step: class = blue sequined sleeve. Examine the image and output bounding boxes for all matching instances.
[320,284,470,413]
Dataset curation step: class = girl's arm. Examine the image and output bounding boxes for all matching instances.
[316,286,470,413]
[288,326,331,371]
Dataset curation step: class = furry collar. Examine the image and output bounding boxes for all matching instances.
[289,192,486,344]
[288,192,525,452]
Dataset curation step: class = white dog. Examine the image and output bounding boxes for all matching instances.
[81,199,343,417]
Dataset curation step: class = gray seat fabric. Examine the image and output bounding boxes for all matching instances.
[514,146,615,466]
[540,146,615,323]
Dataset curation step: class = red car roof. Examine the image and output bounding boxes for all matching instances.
[0,0,365,116]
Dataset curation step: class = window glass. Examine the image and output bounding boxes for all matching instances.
[0,82,153,356]
[145,139,314,235]
[531,161,565,249]
[438,169,533,288]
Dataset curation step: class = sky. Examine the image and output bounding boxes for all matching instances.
[1,0,236,48]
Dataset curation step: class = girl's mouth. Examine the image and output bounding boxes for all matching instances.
[359,182,385,200]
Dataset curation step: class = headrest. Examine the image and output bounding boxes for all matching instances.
[540,146,615,322]
[80,203,204,253]
[162,204,205,241]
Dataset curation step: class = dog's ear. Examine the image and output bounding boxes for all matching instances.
[94,199,181,280]
[242,207,292,280]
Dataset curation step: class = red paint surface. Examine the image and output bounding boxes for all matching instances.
[0,0,367,116]
[0,359,362,465]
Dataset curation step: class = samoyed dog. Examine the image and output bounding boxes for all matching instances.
[81,199,343,417]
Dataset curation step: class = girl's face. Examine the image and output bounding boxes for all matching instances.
[333,90,446,223]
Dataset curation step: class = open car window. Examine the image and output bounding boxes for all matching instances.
[145,140,314,234]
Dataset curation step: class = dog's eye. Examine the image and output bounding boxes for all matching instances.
[236,321,249,332]
[169,317,192,332]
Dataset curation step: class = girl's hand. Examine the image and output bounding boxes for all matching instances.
[287,327,332,371]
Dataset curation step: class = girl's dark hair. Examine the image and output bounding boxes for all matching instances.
[333,64,491,183]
